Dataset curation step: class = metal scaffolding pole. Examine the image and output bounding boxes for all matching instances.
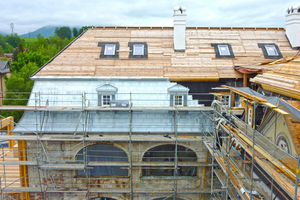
[173,109,178,200]
[250,97,256,200]
[295,156,300,200]
[129,92,133,200]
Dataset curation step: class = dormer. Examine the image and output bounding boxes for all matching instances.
[168,84,189,107]
[95,83,118,106]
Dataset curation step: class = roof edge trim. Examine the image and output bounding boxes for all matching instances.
[30,29,89,78]
[30,76,170,81]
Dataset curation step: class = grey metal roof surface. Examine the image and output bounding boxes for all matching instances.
[13,110,213,134]
[0,61,10,74]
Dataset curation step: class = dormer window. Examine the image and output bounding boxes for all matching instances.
[258,43,282,59]
[104,44,116,55]
[98,42,119,58]
[211,43,235,59]
[128,42,148,59]
[102,95,112,105]
[174,95,183,106]
[265,45,278,56]
[168,84,189,107]
[133,44,144,55]
[96,83,118,106]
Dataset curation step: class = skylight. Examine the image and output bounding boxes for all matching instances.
[133,44,144,55]
[218,45,230,56]
[265,45,278,56]
[104,44,116,55]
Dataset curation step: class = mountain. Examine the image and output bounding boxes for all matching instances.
[20,25,81,38]
[20,25,58,38]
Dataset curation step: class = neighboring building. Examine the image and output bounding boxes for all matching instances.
[0,60,11,105]
[1,6,300,200]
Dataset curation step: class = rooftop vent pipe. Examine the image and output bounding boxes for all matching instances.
[286,6,300,49]
[173,6,186,52]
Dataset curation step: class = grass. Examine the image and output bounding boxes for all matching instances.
[22,38,38,45]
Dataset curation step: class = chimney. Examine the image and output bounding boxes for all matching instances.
[173,6,186,52]
[286,6,300,49]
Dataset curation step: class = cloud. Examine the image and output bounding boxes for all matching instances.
[0,0,299,35]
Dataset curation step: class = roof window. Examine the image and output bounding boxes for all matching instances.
[104,44,116,55]
[258,43,282,59]
[98,42,120,59]
[218,45,230,56]
[211,43,235,59]
[133,44,144,55]
[128,42,148,59]
[265,45,278,56]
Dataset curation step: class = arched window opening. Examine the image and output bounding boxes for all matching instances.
[89,198,117,200]
[76,144,128,176]
[142,144,197,176]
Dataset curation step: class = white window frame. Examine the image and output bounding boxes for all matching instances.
[173,95,184,107]
[248,107,252,126]
[133,44,144,55]
[101,95,112,106]
[218,45,230,56]
[104,44,116,55]
[265,45,278,56]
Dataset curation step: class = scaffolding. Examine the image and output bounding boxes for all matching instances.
[0,90,299,200]
[0,92,222,200]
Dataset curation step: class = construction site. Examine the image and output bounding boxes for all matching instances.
[0,5,300,200]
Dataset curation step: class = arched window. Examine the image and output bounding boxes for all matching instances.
[76,144,128,176]
[142,145,197,176]
[89,198,117,200]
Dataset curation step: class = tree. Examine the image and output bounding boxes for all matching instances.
[2,62,39,122]
[0,45,3,55]
[5,33,22,48]
[73,28,78,37]
[78,26,94,35]
[12,52,50,72]
[55,26,72,40]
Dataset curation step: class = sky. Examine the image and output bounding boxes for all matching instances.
[1,0,299,35]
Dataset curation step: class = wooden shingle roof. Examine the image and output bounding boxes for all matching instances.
[33,27,298,80]
[251,55,300,100]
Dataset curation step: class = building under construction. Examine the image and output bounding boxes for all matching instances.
[1,6,300,200]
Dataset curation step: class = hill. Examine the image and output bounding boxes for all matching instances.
[20,25,81,38]
[20,25,57,38]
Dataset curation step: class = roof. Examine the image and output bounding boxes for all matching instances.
[33,27,298,80]
[251,54,300,100]
[0,61,11,74]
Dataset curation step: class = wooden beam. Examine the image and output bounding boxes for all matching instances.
[243,74,247,87]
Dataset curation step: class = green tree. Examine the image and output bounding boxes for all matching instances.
[5,33,22,48]
[78,26,94,35]
[0,45,4,55]
[55,26,72,39]
[12,52,50,72]
[2,62,39,122]
[73,28,78,37]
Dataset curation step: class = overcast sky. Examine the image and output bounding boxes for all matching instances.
[1,0,299,35]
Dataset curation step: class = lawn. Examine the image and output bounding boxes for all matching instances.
[22,38,38,45]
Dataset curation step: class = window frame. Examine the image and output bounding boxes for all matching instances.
[173,95,184,107]
[104,44,116,55]
[133,44,145,56]
[211,43,235,59]
[265,45,279,56]
[98,42,120,59]
[128,42,148,59]
[218,45,231,56]
[101,94,112,106]
[258,43,283,59]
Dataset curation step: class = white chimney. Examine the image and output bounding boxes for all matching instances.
[286,6,300,49]
[173,6,186,52]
